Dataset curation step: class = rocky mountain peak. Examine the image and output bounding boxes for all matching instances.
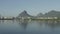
[17,10,32,17]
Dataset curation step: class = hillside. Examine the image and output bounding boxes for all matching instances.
[37,10,60,17]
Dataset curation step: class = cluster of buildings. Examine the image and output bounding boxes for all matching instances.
[0,16,15,20]
[36,17,58,19]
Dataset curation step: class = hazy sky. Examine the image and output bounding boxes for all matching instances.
[0,0,60,17]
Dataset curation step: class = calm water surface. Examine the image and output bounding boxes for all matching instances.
[0,20,60,34]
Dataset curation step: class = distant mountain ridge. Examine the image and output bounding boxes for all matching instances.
[17,10,60,18]
[37,10,60,17]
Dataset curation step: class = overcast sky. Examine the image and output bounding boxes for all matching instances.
[0,0,60,17]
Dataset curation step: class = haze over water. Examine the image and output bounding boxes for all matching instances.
[0,20,60,34]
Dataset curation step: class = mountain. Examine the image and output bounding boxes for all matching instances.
[37,13,44,17]
[17,10,32,17]
[37,10,60,17]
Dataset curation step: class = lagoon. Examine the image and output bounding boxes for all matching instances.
[0,20,60,34]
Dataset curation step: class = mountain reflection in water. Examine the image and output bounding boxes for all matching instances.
[0,20,60,34]
[17,20,29,30]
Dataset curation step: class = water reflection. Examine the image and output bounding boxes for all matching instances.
[37,21,60,32]
[0,20,60,34]
[0,20,4,24]
[17,20,29,30]
[48,21,60,26]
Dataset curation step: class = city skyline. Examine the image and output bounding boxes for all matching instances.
[0,0,60,17]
